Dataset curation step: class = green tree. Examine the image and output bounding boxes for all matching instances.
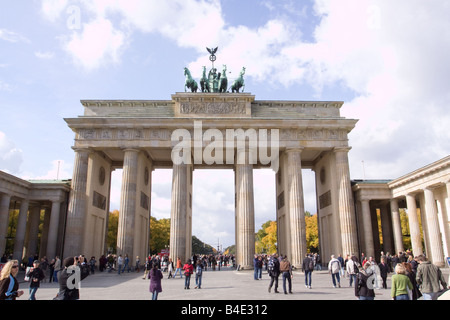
[149,217,170,254]
[106,210,119,253]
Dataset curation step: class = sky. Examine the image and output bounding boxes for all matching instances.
[1,0,449,250]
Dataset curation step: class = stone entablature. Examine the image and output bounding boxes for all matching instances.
[388,156,450,198]
[79,93,345,120]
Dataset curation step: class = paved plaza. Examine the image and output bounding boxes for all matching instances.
[14,266,449,301]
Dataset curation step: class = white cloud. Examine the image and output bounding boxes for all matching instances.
[0,132,23,174]
[64,17,126,70]
[0,29,30,43]
[40,0,69,22]
[35,51,55,59]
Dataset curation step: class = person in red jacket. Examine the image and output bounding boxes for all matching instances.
[183,260,194,289]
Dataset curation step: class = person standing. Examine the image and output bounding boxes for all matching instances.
[168,258,174,279]
[0,260,24,300]
[183,260,194,289]
[54,256,89,300]
[195,260,203,289]
[328,255,341,288]
[378,257,389,289]
[53,256,61,282]
[253,255,260,280]
[280,255,293,294]
[268,254,280,293]
[148,263,163,300]
[355,262,376,300]
[302,254,313,289]
[26,260,46,300]
[117,255,123,275]
[391,264,413,300]
[416,255,448,300]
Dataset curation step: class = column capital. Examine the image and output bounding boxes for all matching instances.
[121,148,141,153]
[285,147,304,154]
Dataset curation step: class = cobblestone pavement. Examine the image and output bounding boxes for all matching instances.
[15,266,449,301]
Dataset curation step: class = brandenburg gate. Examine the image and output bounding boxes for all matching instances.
[64,91,359,269]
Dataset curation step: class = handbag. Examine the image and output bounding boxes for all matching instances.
[24,267,31,282]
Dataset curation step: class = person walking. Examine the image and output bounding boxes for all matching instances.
[148,263,163,300]
[391,264,413,300]
[183,259,194,289]
[122,254,130,273]
[174,257,183,278]
[0,260,24,300]
[26,260,45,300]
[346,256,359,287]
[280,255,293,294]
[328,255,341,288]
[267,254,280,293]
[195,260,203,289]
[302,254,314,289]
[355,262,376,300]
[416,255,448,300]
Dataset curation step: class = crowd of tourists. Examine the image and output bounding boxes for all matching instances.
[1,250,448,300]
[262,250,449,300]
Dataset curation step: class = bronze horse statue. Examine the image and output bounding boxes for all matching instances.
[231,67,245,93]
[219,65,228,93]
[184,67,198,93]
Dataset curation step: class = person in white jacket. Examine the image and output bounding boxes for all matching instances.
[346,256,359,287]
[328,255,341,288]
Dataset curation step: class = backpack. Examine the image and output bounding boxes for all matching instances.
[308,258,314,271]
[267,259,275,273]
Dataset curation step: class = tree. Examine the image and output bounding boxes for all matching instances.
[255,220,277,254]
[106,210,119,253]
[149,217,170,254]
[305,212,319,253]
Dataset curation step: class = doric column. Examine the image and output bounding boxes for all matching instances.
[235,147,255,270]
[27,206,41,258]
[334,147,358,256]
[285,148,307,268]
[0,194,12,256]
[46,201,62,260]
[405,193,423,256]
[13,199,29,261]
[361,199,375,258]
[117,149,139,258]
[423,187,445,267]
[170,163,188,264]
[380,203,393,254]
[390,198,404,254]
[64,148,90,257]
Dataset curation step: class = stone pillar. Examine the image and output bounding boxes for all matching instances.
[380,203,393,254]
[27,206,41,258]
[46,201,62,260]
[423,187,445,267]
[285,148,307,268]
[170,163,188,264]
[13,199,29,261]
[0,194,12,256]
[361,199,375,258]
[390,198,404,254]
[406,193,423,256]
[64,148,90,257]
[334,147,358,256]
[117,149,139,259]
[235,147,255,270]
